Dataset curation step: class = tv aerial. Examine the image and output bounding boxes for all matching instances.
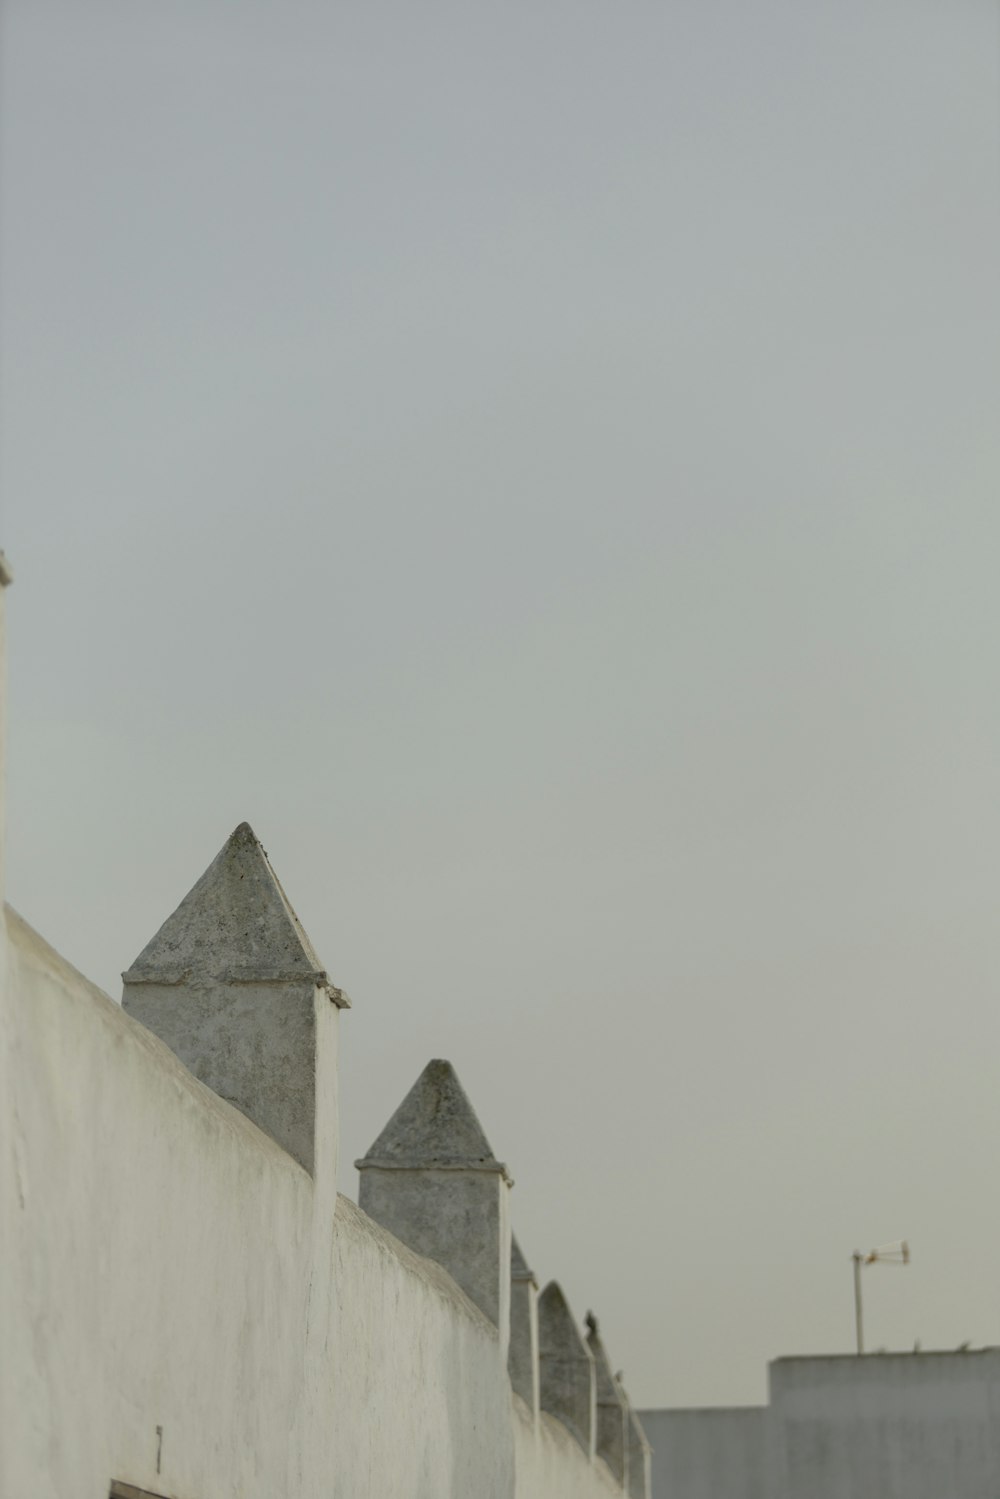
[851,1240,909,1354]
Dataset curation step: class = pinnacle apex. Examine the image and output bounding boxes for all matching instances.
[122,822,347,1002]
[538,1281,589,1358]
[357,1058,508,1178]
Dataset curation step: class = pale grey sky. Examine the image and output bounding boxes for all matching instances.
[2,0,999,1407]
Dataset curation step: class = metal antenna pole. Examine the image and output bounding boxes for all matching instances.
[851,1241,908,1354]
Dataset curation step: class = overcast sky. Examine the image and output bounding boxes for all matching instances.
[2,0,999,1408]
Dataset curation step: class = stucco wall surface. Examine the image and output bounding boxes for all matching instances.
[0,907,515,1499]
[2,907,313,1499]
[326,1195,514,1499]
[638,1407,770,1499]
[769,1352,1000,1499]
[513,1393,623,1499]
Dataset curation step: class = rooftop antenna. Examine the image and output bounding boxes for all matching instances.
[852,1240,909,1354]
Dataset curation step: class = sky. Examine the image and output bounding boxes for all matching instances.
[1,0,999,1408]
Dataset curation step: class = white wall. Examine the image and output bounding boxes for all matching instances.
[639,1407,770,1499]
[514,1396,623,1499]
[1,907,514,1499]
[327,1196,515,1498]
[1,904,641,1499]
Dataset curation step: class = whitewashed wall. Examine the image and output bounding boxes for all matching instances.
[4,908,312,1499]
[1,909,516,1499]
[327,1196,515,1498]
[513,1396,623,1499]
[1,905,640,1499]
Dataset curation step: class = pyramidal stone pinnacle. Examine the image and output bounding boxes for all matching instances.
[356,1059,512,1339]
[123,822,348,1175]
[123,821,347,999]
[538,1282,586,1359]
[538,1281,596,1455]
[358,1059,509,1178]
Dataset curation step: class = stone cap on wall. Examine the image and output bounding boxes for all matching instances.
[538,1282,591,1360]
[356,1059,511,1181]
[122,821,348,1001]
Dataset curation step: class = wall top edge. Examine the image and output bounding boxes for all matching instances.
[770,1348,1000,1366]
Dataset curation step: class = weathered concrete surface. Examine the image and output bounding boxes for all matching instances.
[639,1407,770,1499]
[358,1059,512,1344]
[358,1165,511,1332]
[3,906,315,1499]
[538,1281,596,1456]
[123,973,328,1174]
[770,1352,1000,1499]
[510,1236,540,1416]
[643,1353,1000,1499]
[122,823,347,1174]
[513,1392,623,1499]
[123,820,343,990]
[328,1196,514,1499]
[1,907,515,1499]
[360,1056,506,1169]
[585,1313,628,1484]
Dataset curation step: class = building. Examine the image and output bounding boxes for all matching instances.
[641,1347,1000,1497]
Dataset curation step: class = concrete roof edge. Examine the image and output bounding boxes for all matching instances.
[770,1348,1000,1364]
